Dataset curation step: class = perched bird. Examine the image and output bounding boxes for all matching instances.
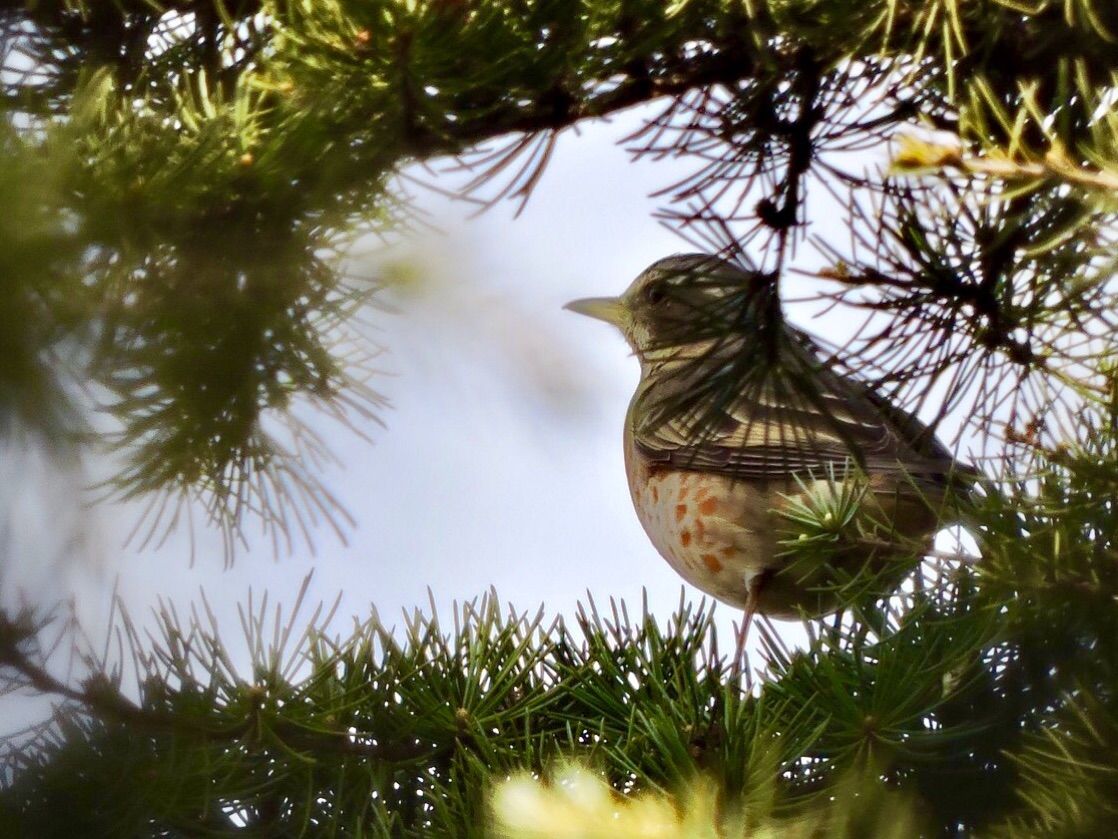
[566,254,967,622]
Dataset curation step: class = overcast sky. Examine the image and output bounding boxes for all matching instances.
[1,103,908,701]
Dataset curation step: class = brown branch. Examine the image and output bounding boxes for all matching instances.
[398,49,758,160]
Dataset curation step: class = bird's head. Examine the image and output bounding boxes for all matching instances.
[565,254,767,363]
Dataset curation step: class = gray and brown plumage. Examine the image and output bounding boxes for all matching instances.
[567,254,968,621]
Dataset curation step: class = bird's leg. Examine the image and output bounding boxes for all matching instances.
[732,571,765,675]
[742,571,763,642]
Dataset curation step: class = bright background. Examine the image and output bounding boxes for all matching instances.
[1,104,902,704]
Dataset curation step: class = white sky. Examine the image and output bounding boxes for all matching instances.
[1,103,906,701]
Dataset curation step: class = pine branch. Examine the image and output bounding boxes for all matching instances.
[894,135,1118,193]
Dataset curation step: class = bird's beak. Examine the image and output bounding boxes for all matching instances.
[563,296,628,329]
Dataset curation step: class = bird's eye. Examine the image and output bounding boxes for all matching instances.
[645,283,667,305]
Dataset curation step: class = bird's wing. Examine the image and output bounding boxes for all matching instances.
[631,339,956,483]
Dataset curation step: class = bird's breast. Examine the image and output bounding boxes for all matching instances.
[623,427,779,610]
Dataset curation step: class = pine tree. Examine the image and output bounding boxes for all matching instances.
[2,1,1117,835]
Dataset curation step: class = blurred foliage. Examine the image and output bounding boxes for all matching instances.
[0,123,81,442]
[0,0,1116,835]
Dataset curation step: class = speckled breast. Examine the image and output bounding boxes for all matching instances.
[622,430,779,610]
[622,426,942,619]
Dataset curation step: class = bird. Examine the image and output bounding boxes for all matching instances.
[565,253,969,623]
